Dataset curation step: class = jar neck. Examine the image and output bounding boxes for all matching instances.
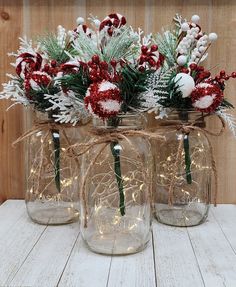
[92,114,146,130]
[159,110,205,126]
[34,110,55,122]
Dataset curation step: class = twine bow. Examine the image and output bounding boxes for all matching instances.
[166,114,225,207]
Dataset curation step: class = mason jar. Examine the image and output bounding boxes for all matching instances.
[80,114,152,255]
[25,112,81,225]
[154,110,211,227]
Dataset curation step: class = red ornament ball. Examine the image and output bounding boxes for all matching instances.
[84,80,122,119]
[191,83,223,113]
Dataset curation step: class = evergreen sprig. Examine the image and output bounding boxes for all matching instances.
[58,68,90,99]
[119,65,151,113]
[157,74,193,110]
[29,85,60,112]
[38,34,75,64]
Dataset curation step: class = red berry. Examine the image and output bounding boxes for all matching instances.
[100,61,108,69]
[220,70,226,77]
[197,66,204,72]
[89,69,97,77]
[204,71,211,78]
[51,60,57,67]
[139,55,146,64]
[189,63,197,70]
[215,75,221,81]
[231,72,236,78]
[92,55,100,64]
[139,66,145,72]
[110,59,117,67]
[88,61,93,68]
[224,75,230,80]
[148,58,156,67]
[181,68,189,74]
[43,64,50,72]
[141,45,148,54]
[150,45,158,52]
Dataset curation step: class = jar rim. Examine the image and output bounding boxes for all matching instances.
[93,112,146,129]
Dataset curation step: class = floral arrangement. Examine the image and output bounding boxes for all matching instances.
[142,14,236,136]
[0,13,164,216]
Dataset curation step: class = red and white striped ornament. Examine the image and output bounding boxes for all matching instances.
[191,83,223,113]
[60,61,80,73]
[99,13,126,36]
[139,45,165,71]
[73,24,92,38]
[24,71,52,92]
[84,80,122,119]
[16,52,42,79]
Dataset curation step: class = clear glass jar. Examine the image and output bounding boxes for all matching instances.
[154,110,211,227]
[80,114,152,255]
[25,113,81,225]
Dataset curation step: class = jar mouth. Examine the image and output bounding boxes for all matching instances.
[156,109,205,127]
[93,113,146,130]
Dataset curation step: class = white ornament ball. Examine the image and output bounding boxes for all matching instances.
[177,55,187,66]
[191,15,200,24]
[93,19,101,28]
[209,32,218,42]
[76,17,84,25]
[181,22,189,32]
[174,73,195,98]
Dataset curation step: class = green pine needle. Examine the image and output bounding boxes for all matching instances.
[118,65,151,113]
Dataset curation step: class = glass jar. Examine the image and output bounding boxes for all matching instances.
[80,114,152,255]
[25,113,81,225]
[154,110,211,227]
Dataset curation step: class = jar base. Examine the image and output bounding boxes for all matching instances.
[26,204,79,225]
[155,204,209,227]
[83,232,151,255]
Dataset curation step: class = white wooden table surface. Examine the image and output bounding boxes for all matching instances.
[1,200,236,287]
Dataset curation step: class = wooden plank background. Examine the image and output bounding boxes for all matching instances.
[0,0,235,202]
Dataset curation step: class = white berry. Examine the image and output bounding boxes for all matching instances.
[76,17,84,25]
[209,32,218,42]
[177,55,187,66]
[191,15,200,24]
[181,22,189,32]
[199,46,206,53]
[93,19,101,28]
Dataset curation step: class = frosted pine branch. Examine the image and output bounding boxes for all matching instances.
[45,91,90,125]
[0,77,29,106]
[216,109,236,138]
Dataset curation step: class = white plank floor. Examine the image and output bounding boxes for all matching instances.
[1,201,236,287]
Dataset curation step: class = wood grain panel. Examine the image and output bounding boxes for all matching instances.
[208,0,236,203]
[0,0,236,203]
[0,0,24,201]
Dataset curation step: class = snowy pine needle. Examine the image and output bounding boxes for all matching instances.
[216,108,236,138]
